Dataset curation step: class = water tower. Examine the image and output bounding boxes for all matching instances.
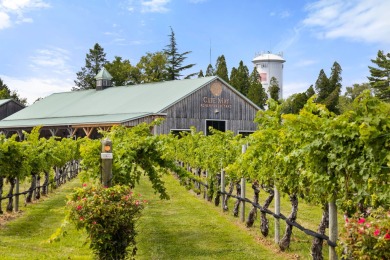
[252,52,285,99]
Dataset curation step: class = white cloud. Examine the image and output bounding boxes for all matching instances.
[283,81,311,98]
[29,47,73,75]
[1,75,73,105]
[303,0,390,44]
[0,0,50,29]
[0,47,76,104]
[141,0,170,13]
[0,11,10,29]
[295,59,317,67]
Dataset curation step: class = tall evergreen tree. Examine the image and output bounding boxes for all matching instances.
[230,61,250,95]
[306,85,315,98]
[315,62,342,113]
[268,76,280,101]
[198,70,204,78]
[368,50,390,102]
[205,64,215,76]
[247,68,267,109]
[215,55,229,82]
[163,27,196,80]
[74,43,107,90]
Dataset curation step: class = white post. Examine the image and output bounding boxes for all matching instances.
[240,144,247,222]
[274,186,280,243]
[329,201,338,260]
[220,169,225,210]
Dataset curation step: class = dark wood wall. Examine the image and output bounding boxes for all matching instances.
[155,79,259,134]
[0,101,25,120]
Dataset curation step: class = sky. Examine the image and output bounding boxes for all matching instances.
[0,0,389,104]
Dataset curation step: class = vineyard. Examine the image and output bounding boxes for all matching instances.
[1,91,390,259]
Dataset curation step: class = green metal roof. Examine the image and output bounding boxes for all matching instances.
[0,76,218,128]
[95,67,113,80]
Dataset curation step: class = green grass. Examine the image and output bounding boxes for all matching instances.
[0,174,341,260]
[134,175,293,260]
[0,178,93,259]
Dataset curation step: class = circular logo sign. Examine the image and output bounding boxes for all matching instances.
[210,81,223,96]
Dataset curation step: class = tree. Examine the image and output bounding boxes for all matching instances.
[306,85,315,98]
[136,52,169,83]
[368,50,390,102]
[215,55,229,82]
[205,64,215,76]
[0,77,27,105]
[315,62,342,114]
[163,27,196,80]
[74,43,107,90]
[104,56,135,86]
[230,61,250,96]
[247,68,267,109]
[338,83,371,113]
[268,76,280,101]
[198,70,204,78]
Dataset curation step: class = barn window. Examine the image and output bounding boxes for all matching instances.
[206,120,226,135]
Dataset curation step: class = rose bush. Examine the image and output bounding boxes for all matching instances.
[339,208,390,260]
[67,184,145,260]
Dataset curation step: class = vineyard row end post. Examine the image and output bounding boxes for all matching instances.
[240,144,247,223]
[221,169,225,211]
[101,138,113,188]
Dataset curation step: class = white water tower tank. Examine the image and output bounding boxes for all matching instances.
[252,52,285,99]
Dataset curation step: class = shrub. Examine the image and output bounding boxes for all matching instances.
[67,184,145,259]
[339,208,390,260]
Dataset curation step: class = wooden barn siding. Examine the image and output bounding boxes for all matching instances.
[0,102,24,120]
[155,81,258,134]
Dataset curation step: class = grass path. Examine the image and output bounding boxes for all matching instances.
[135,174,293,260]
[0,178,92,259]
[0,174,297,259]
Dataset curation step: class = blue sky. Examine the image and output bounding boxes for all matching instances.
[0,0,389,104]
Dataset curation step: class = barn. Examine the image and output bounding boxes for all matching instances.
[0,99,25,120]
[0,74,259,139]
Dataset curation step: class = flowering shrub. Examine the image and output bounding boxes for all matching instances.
[339,208,390,260]
[67,184,145,259]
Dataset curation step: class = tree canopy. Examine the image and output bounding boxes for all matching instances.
[368,50,390,102]
[0,77,27,105]
[215,55,229,83]
[74,43,107,90]
[163,27,196,80]
[268,76,280,101]
[247,68,267,109]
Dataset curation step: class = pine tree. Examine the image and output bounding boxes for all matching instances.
[164,27,196,80]
[306,85,315,98]
[198,70,204,78]
[368,50,390,102]
[74,43,107,90]
[247,68,267,109]
[205,64,215,76]
[215,55,229,82]
[268,77,280,101]
[230,61,249,95]
[315,62,342,113]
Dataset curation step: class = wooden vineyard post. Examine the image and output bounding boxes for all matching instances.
[274,186,280,243]
[221,169,225,210]
[204,170,208,200]
[101,138,113,188]
[329,201,338,260]
[240,144,247,223]
[15,177,19,212]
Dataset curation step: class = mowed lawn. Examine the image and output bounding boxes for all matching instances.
[0,174,294,260]
[135,174,293,260]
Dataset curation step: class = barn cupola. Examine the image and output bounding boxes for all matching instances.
[95,67,113,91]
